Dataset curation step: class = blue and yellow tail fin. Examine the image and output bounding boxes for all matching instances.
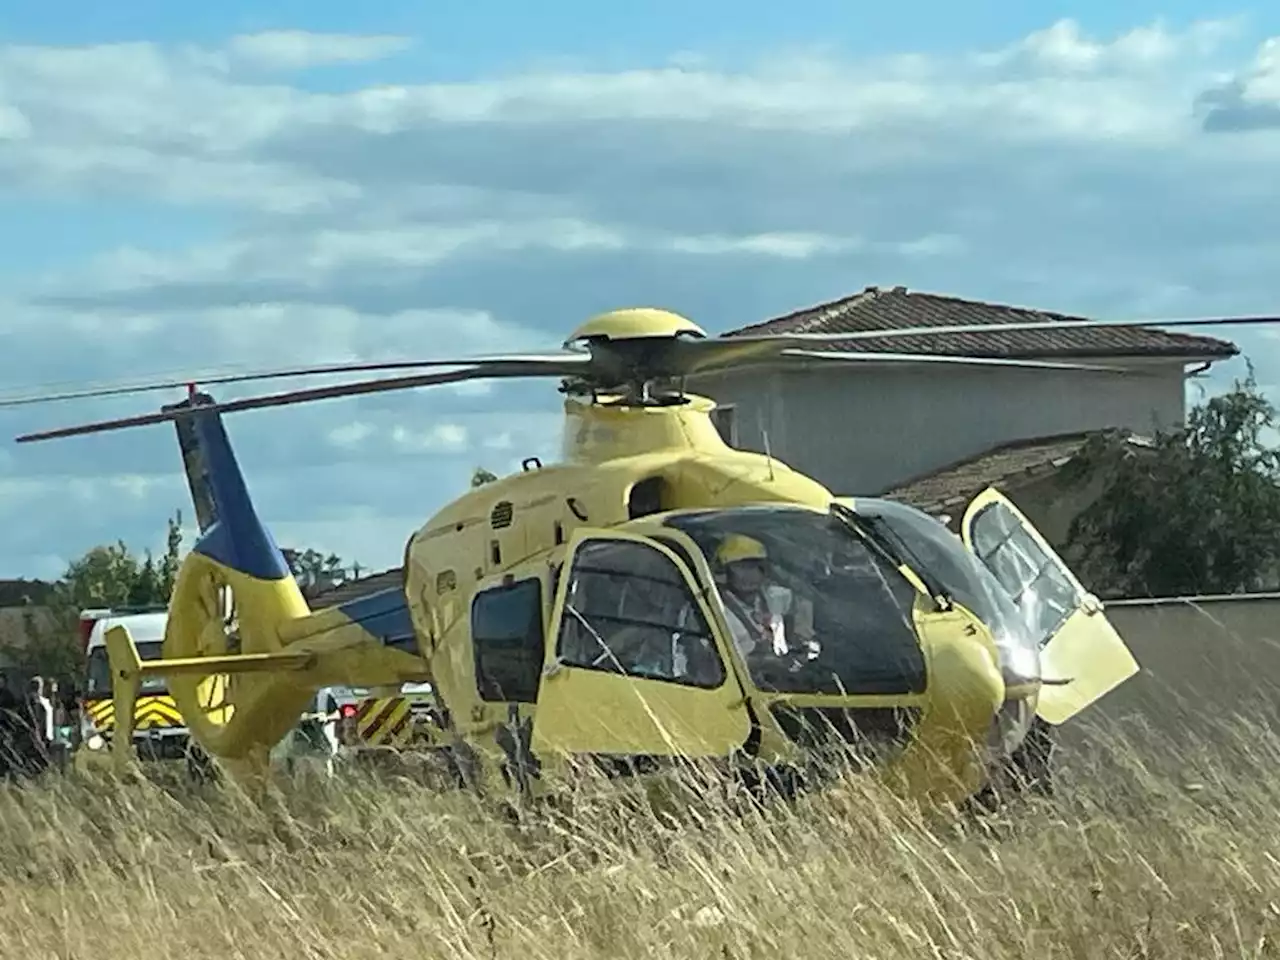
[164,389,293,583]
[138,390,428,763]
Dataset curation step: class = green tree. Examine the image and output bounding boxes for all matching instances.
[11,509,186,683]
[471,466,499,487]
[280,547,357,598]
[52,508,185,611]
[1064,371,1280,598]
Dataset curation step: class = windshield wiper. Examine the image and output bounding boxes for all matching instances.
[828,502,952,609]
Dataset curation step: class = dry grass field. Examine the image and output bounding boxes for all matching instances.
[0,716,1277,959]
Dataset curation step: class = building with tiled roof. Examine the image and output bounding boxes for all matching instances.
[689,285,1237,498]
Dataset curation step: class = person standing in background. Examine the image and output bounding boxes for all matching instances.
[20,676,52,776]
[46,678,72,769]
[0,673,19,778]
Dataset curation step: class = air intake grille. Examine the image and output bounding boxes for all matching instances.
[490,501,514,529]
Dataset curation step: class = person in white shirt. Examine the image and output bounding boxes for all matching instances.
[32,677,53,744]
[712,534,818,667]
[18,676,53,776]
[666,533,819,682]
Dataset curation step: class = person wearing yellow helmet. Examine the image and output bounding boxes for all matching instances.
[713,534,816,665]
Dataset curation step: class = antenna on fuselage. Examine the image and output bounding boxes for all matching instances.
[758,407,776,481]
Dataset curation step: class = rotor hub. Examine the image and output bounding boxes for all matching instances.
[564,307,708,348]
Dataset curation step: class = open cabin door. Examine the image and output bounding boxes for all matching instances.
[529,528,753,764]
[960,487,1139,725]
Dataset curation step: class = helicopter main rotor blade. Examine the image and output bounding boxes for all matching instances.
[645,338,1132,377]
[718,313,1280,347]
[14,358,589,444]
[10,310,1271,440]
[773,349,1133,373]
[0,352,588,409]
[606,310,1280,378]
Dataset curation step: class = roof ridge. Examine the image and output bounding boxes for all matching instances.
[714,285,1239,358]
[723,287,880,337]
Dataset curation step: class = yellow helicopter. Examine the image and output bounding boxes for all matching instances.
[8,306,1278,808]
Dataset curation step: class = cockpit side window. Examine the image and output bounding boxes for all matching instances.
[471,578,546,703]
[555,539,726,689]
[965,500,1079,646]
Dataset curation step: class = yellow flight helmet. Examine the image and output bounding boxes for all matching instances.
[716,533,768,567]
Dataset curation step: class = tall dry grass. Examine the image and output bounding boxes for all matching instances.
[0,714,1277,959]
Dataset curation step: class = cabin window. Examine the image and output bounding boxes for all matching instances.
[471,578,546,703]
[555,539,726,689]
[709,404,737,445]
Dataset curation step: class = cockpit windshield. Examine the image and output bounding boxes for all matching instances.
[850,498,1042,683]
[662,506,927,695]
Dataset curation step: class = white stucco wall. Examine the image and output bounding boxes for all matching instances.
[689,360,1191,495]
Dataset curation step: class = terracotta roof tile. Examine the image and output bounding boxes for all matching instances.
[880,430,1152,516]
[722,286,1238,359]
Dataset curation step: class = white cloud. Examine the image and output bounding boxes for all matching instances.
[985,17,1241,73]
[665,232,862,259]
[0,302,552,396]
[106,474,161,500]
[0,103,29,139]
[323,420,471,454]
[270,510,430,573]
[1245,37,1280,101]
[327,421,376,448]
[226,31,413,72]
[0,17,1254,214]
[390,423,468,452]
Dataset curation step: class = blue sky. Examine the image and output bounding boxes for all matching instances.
[1,2,1279,580]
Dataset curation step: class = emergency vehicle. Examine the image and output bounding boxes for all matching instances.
[78,606,353,779]
[340,682,448,755]
[77,605,195,768]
